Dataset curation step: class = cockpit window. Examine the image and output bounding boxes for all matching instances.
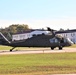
[49,38,58,43]
[64,38,67,43]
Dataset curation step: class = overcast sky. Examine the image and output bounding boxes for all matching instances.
[0,0,76,30]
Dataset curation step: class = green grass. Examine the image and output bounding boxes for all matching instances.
[0,53,76,74]
[0,45,12,50]
[0,45,50,50]
[68,44,76,48]
[0,45,76,75]
[0,44,76,51]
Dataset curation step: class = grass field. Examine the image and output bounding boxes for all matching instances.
[0,44,76,50]
[0,45,76,75]
[0,53,76,75]
[68,44,76,48]
[0,45,50,50]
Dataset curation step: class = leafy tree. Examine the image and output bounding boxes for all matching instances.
[16,24,29,33]
[0,24,30,40]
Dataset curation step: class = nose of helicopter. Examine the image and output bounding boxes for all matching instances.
[67,38,74,46]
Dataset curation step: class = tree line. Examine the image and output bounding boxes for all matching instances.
[0,24,30,40]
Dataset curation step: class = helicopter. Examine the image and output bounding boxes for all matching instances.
[0,27,73,52]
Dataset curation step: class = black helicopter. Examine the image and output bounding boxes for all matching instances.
[0,27,73,52]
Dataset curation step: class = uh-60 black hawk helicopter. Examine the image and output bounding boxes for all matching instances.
[0,27,73,52]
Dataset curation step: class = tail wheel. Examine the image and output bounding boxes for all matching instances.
[10,47,16,52]
[51,47,54,50]
[10,49,12,52]
[59,46,62,50]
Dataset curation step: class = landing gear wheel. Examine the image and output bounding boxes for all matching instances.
[51,47,54,50]
[59,46,62,50]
